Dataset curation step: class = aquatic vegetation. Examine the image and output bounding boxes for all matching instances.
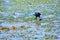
[0,7,6,12]
[24,17,35,22]
[57,26,60,29]
[45,27,52,32]
[0,0,6,12]
[34,20,40,26]
[43,34,58,40]
[10,26,16,30]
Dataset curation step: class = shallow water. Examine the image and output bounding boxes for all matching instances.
[0,0,60,40]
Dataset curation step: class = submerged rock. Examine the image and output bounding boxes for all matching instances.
[0,27,9,31]
[20,26,26,29]
[10,26,16,30]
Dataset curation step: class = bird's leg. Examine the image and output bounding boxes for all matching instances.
[38,16,42,21]
[38,16,40,19]
[35,16,37,20]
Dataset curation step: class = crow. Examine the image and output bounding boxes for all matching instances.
[34,12,42,21]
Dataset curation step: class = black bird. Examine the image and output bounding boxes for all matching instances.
[34,12,42,21]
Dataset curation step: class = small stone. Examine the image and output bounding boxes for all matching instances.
[0,27,9,31]
[39,19,42,21]
[20,26,26,29]
[10,26,16,30]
